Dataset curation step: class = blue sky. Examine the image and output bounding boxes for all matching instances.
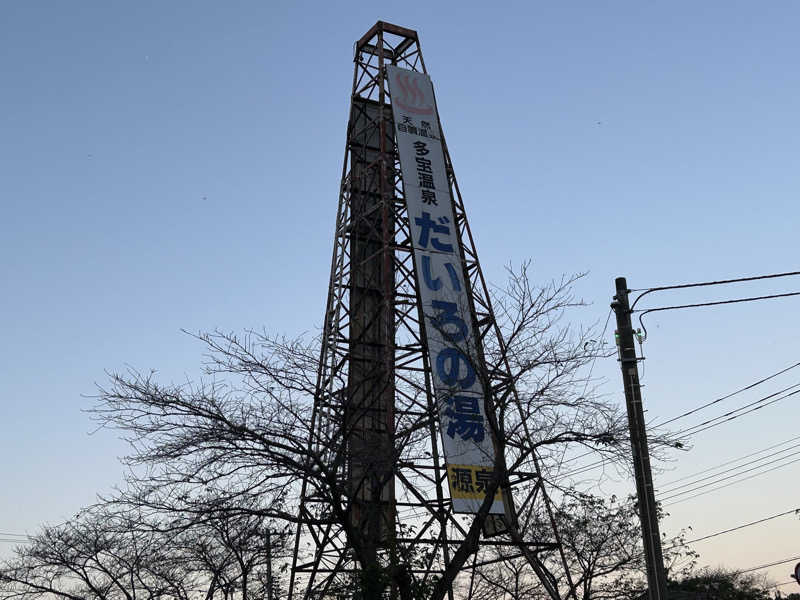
[2,0,799,589]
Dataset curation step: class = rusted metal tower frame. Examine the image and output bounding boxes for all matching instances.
[289,22,573,600]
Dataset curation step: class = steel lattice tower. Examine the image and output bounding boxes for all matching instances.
[289,22,573,600]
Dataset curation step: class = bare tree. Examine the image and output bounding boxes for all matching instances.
[0,494,289,600]
[667,567,772,599]
[4,265,667,600]
[465,493,697,600]
[0,506,196,600]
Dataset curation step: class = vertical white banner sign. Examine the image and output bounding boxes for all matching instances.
[387,65,503,514]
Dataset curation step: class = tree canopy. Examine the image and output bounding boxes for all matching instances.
[666,568,772,600]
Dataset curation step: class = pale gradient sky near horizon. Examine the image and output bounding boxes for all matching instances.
[2,0,800,590]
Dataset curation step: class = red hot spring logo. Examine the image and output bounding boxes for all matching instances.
[394,72,434,115]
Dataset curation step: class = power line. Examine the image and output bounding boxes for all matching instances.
[563,438,800,491]
[675,387,800,439]
[637,292,800,317]
[666,508,799,548]
[558,396,800,484]
[657,444,800,495]
[547,448,635,482]
[548,309,615,475]
[739,554,800,575]
[560,434,800,499]
[555,460,605,480]
[636,292,800,339]
[660,452,800,502]
[663,454,800,506]
[555,379,800,486]
[543,309,616,481]
[768,579,797,589]
[673,384,800,439]
[659,453,800,503]
[582,308,614,400]
[653,361,800,429]
[629,270,800,309]
[659,434,800,488]
[555,449,596,469]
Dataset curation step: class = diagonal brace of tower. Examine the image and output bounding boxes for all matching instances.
[288,21,575,600]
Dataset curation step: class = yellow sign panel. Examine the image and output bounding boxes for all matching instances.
[447,464,503,501]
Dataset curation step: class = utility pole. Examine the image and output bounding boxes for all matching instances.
[266,529,274,600]
[612,277,669,600]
